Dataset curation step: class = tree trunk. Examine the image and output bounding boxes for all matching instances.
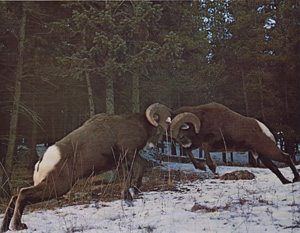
[222,152,227,164]
[199,148,203,159]
[242,69,256,165]
[28,95,38,170]
[241,69,249,116]
[285,138,296,162]
[0,139,8,196]
[132,74,140,113]
[0,140,6,168]
[28,121,38,170]
[248,151,257,167]
[258,76,266,123]
[171,141,177,155]
[283,78,295,161]
[106,76,114,114]
[1,2,27,197]
[82,27,95,117]
[49,104,56,145]
[85,71,95,117]
[179,144,184,156]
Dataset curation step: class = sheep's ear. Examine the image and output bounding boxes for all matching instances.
[153,114,159,122]
[181,123,189,130]
[156,127,162,134]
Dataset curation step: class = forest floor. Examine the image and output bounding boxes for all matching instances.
[1,157,300,233]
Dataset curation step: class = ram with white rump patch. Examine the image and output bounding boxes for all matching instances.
[170,102,300,184]
[0,103,171,232]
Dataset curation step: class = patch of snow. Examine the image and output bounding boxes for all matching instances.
[2,164,300,233]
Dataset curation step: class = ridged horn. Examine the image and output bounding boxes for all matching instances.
[170,112,201,138]
[145,103,171,131]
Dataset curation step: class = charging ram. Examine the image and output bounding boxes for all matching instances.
[170,102,300,184]
[0,103,171,232]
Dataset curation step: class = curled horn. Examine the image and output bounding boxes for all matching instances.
[145,103,171,131]
[170,112,201,138]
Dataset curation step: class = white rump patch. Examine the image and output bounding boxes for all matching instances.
[255,120,275,142]
[33,145,61,186]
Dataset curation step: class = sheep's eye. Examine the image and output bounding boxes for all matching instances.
[179,132,184,139]
[181,124,189,130]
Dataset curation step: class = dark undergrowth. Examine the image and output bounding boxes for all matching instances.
[0,163,213,215]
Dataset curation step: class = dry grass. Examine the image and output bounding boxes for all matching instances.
[0,161,212,215]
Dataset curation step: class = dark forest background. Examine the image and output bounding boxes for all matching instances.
[0,1,299,196]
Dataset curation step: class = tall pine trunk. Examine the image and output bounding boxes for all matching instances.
[85,71,95,117]
[1,2,27,197]
[132,74,140,113]
[106,76,114,114]
[241,69,249,116]
[82,27,95,117]
[28,95,38,170]
[283,78,296,161]
[29,121,38,170]
[242,69,256,167]
[258,76,266,123]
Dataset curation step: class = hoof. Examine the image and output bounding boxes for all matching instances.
[194,163,206,171]
[11,223,28,231]
[124,199,134,207]
[282,179,292,185]
[0,226,9,233]
[208,165,216,173]
[293,177,300,183]
[122,187,137,205]
[0,222,9,233]
[129,188,137,199]
[213,172,220,179]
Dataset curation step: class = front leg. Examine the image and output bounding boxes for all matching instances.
[202,143,216,173]
[185,149,206,171]
[204,150,216,173]
[120,150,146,205]
[131,154,148,191]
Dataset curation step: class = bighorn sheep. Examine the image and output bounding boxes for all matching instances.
[170,102,300,184]
[0,103,171,232]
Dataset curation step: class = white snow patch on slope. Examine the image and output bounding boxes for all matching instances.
[2,164,300,233]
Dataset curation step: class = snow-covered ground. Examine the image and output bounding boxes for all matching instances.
[2,163,300,233]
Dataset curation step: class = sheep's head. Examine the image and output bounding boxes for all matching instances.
[145,103,171,149]
[170,112,201,148]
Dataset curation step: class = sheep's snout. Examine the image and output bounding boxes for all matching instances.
[182,141,192,148]
[145,142,156,150]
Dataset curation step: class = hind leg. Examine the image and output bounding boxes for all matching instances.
[0,195,17,232]
[259,156,291,184]
[10,178,71,231]
[278,152,300,182]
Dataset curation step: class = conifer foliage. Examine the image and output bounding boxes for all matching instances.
[0,1,299,196]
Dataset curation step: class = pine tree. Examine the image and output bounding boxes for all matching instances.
[1,2,27,197]
[266,1,300,158]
